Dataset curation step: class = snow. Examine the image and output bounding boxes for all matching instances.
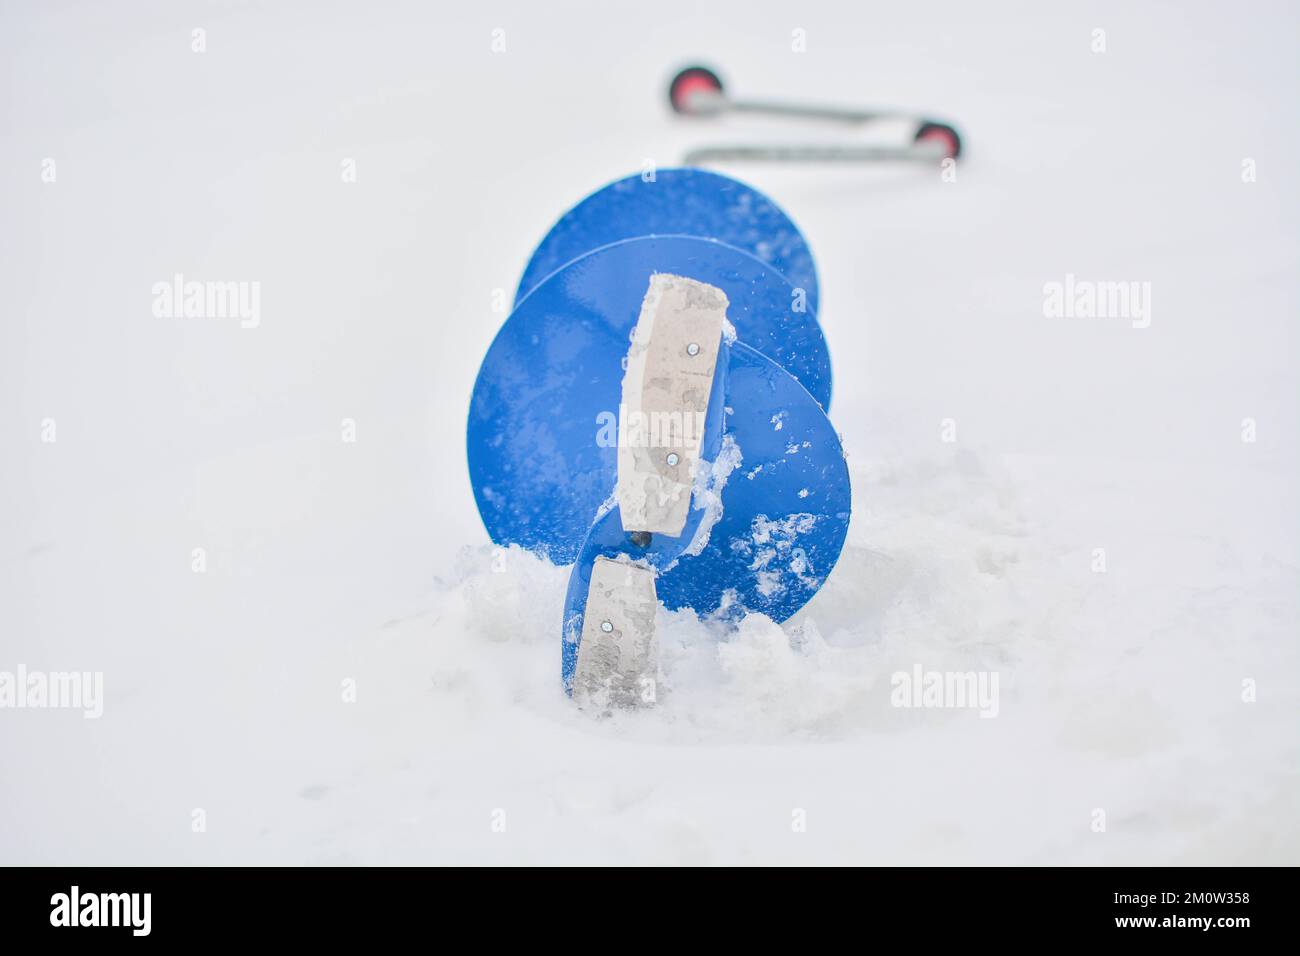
[1,0,1297,864]
[681,434,742,558]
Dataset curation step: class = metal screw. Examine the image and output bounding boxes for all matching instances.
[686,342,700,356]
[666,452,679,466]
[600,620,613,633]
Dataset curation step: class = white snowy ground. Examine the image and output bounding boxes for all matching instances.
[1,0,1297,865]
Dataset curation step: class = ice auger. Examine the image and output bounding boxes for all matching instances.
[467,168,852,707]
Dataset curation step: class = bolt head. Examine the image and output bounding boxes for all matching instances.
[686,342,700,356]
[666,452,679,466]
[600,620,613,633]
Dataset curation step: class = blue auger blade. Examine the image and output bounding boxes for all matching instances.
[564,502,696,697]
[514,168,820,317]
[560,502,709,696]
[561,338,730,695]
[468,236,833,562]
[561,340,851,695]
[657,341,850,619]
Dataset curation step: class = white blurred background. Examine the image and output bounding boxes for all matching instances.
[1,0,1296,864]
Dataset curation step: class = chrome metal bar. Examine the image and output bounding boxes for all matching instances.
[683,142,949,165]
[684,90,908,125]
[726,97,908,125]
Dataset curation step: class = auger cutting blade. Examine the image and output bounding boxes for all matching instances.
[560,340,851,698]
[514,168,821,317]
[558,278,850,702]
[469,235,834,562]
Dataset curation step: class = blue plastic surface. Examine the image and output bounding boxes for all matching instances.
[515,168,820,317]
[559,341,851,692]
[469,236,834,562]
